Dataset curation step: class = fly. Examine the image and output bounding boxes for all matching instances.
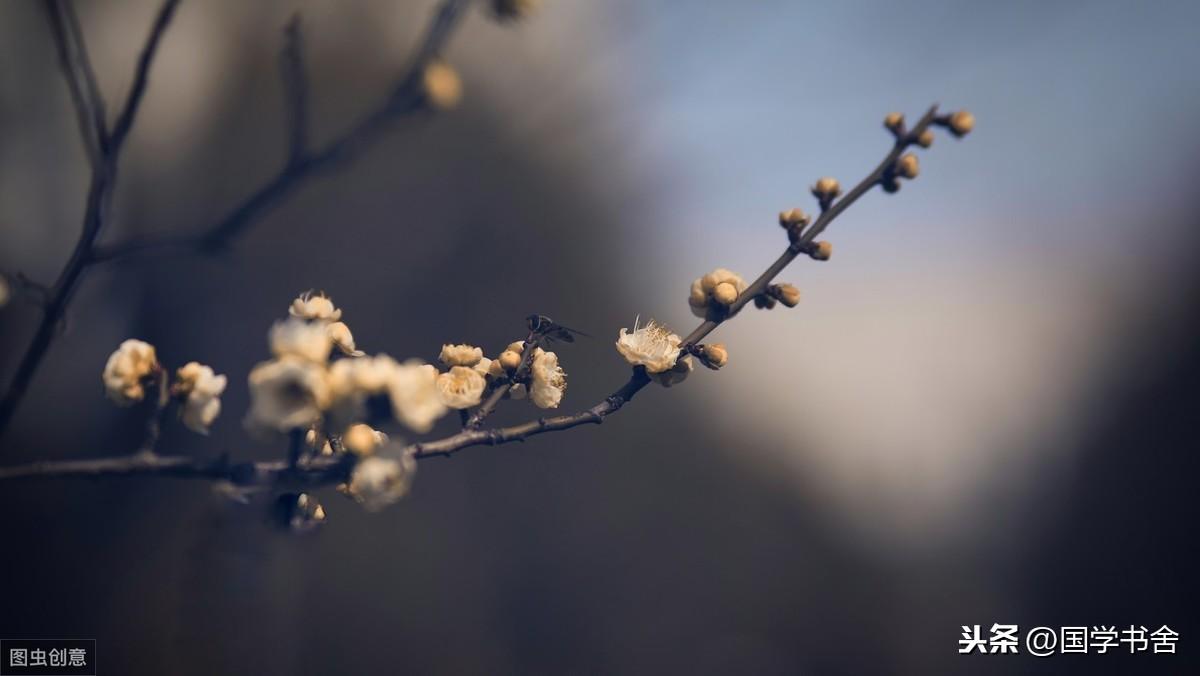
[526,314,590,343]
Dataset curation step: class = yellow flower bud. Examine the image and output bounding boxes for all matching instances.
[422,60,462,110]
[883,112,904,131]
[916,130,934,148]
[778,207,810,228]
[702,343,728,369]
[896,153,919,179]
[712,281,738,306]
[810,241,833,261]
[812,177,841,201]
[498,350,522,372]
[774,283,801,307]
[487,358,504,378]
[342,423,383,456]
[948,110,974,137]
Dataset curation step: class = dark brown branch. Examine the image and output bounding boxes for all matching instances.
[0,450,353,486]
[0,104,962,483]
[91,0,473,260]
[280,14,309,165]
[139,369,171,453]
[417,368,650,459]
[43,0,107,168]
[0,372,651,480]
[0,0,473,440]
[108,0,181,153]
[680,105,941,347]
[463,330,540,429]
[0,0,151,441]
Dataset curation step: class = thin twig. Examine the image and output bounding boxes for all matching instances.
[463,330,540,429]
[108,0,182,153]
[0,106,955,481]
[280,14,309,165]
[42,0,106,168]
[139,368,171,453]
[91,0,473,259]
[0,0,473,440]
[0,0,157,440]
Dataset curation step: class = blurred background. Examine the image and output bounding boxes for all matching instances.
[1,0,1198,673]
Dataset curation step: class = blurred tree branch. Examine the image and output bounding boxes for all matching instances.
[0,0,474,441]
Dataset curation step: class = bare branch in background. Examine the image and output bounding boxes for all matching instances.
[280,14,309,166]
[42,0,107,169]
[0,0,475,440]
[108,0,182,153]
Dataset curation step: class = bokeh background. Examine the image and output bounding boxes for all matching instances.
[2,0,1198,673]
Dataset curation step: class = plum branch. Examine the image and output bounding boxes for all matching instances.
[0,106,974,497]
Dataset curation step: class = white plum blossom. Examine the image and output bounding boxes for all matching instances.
[102,339,159,406]
[436,365,487,409]
[688,268,748,318]
[615,318,682,373]
[530,348,566,409]
[387,360,448,433]
[439,343,483,367]
[328,354,397,400]
[327,321,364,357]
[289,290,342,321]
[270,318,332,364]
[347,451,417,512]
[175,361,227,434]
[245,357,331,433]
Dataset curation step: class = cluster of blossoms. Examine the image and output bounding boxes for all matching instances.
[100,290,571,521]
[102,339,227,435]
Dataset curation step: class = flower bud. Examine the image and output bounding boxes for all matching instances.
[506,340,526,353]
[948,110,974,137]
[883,112,904,132]
[498,350,522,372]
[753,294,777,310]
[916,130,934,148]
[896,153,919,179]
[712,281,738,306]
[342,423,384,457]
[487,358,504,378]
[809,241,833,261]
[701,343,728,369]
[774,283,801,307]
[881,177,901,194]
[422,60,462,110]
[778,207,810,228]
[812,177,841,201]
